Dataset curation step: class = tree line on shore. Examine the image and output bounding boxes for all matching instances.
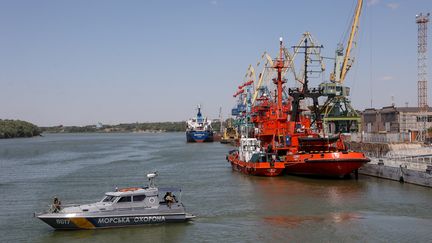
[0,119,41,138]
[1,120,224,138]
[41,121,222,133]
[41,122,188,133]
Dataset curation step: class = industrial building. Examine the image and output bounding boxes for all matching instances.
[361,106,432,140]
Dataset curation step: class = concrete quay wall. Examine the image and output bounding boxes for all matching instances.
[347,142,432,187]
[359,158,432,188]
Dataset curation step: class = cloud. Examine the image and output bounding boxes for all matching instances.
[386,3,400,10]
[380,76,394,81]
[210,0,217,5]
[367,0,380,7]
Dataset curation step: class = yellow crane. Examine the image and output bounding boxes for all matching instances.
[320,0,363,134]
[251,52,274,104]
[330,0,363,83]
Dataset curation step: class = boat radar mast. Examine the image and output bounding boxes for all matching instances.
[289,38,324,129]
[147,172,158,188]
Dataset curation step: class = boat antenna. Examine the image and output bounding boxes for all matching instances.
[147,172,158,188]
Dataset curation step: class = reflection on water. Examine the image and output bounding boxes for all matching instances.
[1,133,432,242]
[264,212,362,228]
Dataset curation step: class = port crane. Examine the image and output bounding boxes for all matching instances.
[319,0,363,134]
[251,52,275,105]
[232,66,257,137]
[250,33,324,106]
[234,34,326,134]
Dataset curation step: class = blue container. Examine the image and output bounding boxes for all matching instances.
[237,104,246,112]
[231,108,239,116]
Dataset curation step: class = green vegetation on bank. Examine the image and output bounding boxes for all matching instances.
[0,119,224,136]
[41,121,222,133]
[0,119,41,138]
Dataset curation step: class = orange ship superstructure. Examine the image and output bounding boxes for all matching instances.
[227,37,369,177]
[255,38,369,177]
[226,55,285,177]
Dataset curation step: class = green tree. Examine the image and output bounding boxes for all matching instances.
[0,119,41,138]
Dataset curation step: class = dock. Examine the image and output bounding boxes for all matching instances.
[349,142,432,187]
[359,157,432,187]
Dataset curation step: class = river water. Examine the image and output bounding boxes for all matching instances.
[1,133,431,242]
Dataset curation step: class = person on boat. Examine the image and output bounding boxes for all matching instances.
[164,192,176,208]
[163,192,170,201]
[52,197,61,213]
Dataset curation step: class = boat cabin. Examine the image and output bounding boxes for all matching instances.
[102,187,160,209]
[239,138,261,162]
[58,173,181,214]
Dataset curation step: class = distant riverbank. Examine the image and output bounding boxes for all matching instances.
[41,121,222,134]
[1,120,222,138]
[0,120,41,138]
[41,122,196,134]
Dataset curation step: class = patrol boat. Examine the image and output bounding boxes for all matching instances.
[35,173,195,230]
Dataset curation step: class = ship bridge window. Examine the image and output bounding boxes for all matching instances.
[118,196,132,203]
[101,196,117,203]
[133,195,146,202]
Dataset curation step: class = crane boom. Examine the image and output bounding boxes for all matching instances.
[339,0,363,83]
[252,53,273,104]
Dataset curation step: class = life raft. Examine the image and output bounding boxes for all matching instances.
[118,187,141,192]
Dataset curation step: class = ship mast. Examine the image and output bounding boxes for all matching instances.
[289,38,324,130]
[273,37,286,117]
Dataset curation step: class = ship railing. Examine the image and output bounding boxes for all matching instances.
[61,203,82,207]
[37,201,86,214]
[350,132,412,143]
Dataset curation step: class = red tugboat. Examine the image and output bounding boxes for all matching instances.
[250,36,369,177]
[227,72,284,177]
[227,137,285,176]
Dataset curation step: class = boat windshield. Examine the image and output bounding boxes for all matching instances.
[101,196,118,203]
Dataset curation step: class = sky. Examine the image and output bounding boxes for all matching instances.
[0,0,431,126]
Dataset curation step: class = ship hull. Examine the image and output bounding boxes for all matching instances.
[284,152,370,177]
[227,153,284,177]
[37,213,195,230]
[186,130,214,143]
